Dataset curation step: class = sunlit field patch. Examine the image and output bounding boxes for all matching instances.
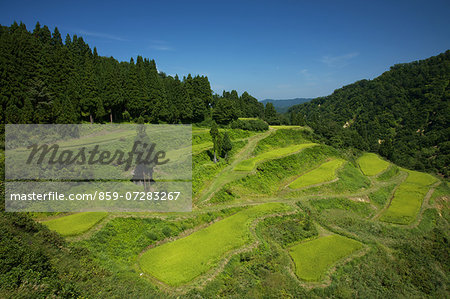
[357,153,390,176]
[234,143,317,171]
[139,203,290,286]
[289,158,346,189]
[269,125,306,129]
[289,234,363,281]
[380,169,437,224]
[42,212,108,236]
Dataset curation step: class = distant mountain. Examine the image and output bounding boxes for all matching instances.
[260,98,312,113]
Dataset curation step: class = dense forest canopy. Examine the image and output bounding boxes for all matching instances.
[0,21,266,126]
[289,51,450,177]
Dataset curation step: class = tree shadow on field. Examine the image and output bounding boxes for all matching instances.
[206,149,215,161]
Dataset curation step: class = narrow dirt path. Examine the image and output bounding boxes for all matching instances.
[195,128,274,204]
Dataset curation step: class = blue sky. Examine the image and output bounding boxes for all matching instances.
[1,0,449,99]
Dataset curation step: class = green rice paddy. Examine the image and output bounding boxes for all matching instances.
[289,158,346,189]
[234,143,317,171]
[380,169,437,224]
[42,212,108,236]
[357,153,390,176]
[139,203,290,286]
[289,234,363,281]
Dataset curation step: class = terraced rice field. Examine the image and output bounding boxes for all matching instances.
[289,234,363,281]
[192,141,213,154]
[289,158,346,189]
[33,125,446,295]
[234,143,317,171]
[380,169,437,224]
[357,153,390,176]
[139,203,290,286]
[42,212,108,236]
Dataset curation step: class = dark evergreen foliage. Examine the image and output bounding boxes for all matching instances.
[264,102,279,124]
[289,51,450,176]
[230,118,269,131]
[0,22,263,125]
[221,132,232,159]
[216,90,265,120]
[209,121,220,163]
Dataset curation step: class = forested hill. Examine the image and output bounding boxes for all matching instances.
[289,50,450,176]
[0,22,264,125]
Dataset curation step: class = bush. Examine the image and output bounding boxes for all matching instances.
[258,211,317,247]
[230,119,268,131]
[162,226,173,237]
[122,110,131,122]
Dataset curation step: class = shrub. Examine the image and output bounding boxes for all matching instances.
[122,110,131,122]
[230,119,268,131]
[162,226,173,237]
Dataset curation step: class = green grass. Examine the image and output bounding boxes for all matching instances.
[369,184,396,208]
[192,128,255,155]
[238,117,259,121]
[139,203,290,286]
[234,143,317,171]
[192,129,253,145]
[258,211,317,248]
[310,197,373,217]
[269,125,310,130]
[78,208,244,272]
[286,163,371,197]
[357,153,390,176]
[377,165,400,181]
[429,181,450,205]
[289,234,363,281]
[253,128,314,154]
[42,212,108,236]
[192,141,213,154]
[193,140,247,196]
[224,145,339,197]
[380,169,438,224]
[289,158,346,189]
[209,187,237,203]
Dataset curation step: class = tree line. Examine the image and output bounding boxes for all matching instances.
[0,22,278,126]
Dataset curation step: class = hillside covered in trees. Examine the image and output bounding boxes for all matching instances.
[289,51,450,177]
[0,22,267,126]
